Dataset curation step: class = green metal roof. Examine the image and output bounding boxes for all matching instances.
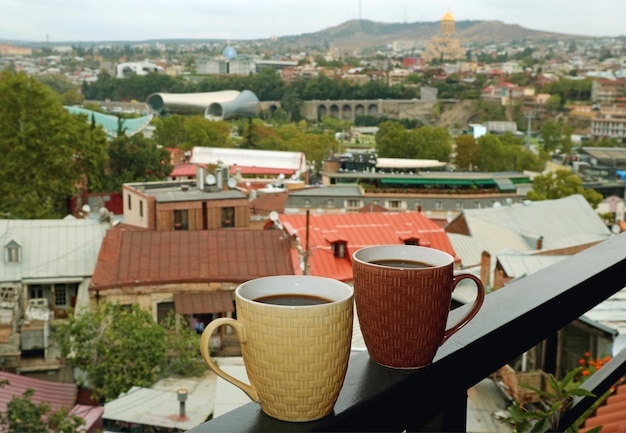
[65,106,153,139]
[381,178,474,185]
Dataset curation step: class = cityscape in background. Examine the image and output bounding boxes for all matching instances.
[1,8,626,433]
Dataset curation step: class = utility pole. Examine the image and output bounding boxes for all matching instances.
[525,111,535,149]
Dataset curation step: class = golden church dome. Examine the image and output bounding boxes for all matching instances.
[441,10,455,22]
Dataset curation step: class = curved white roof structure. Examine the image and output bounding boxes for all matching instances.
[190,147,307,174]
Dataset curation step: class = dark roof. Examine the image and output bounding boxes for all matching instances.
[90,229,295,291]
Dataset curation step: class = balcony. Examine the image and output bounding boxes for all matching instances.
[188,232,626,433]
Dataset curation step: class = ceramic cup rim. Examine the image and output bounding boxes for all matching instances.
[236,275,353,309]
[352,245,454,269]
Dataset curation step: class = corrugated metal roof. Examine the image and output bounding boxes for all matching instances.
[0,371,77,414]
[103,374,215,432]
[174,291,234,315]
[90,229,295,291]
[288,186,363,197]
[448,195,612,268]
[0,219,108,283]
[497,253,569,278]
[279,212,457,282]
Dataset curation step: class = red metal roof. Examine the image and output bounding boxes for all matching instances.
[0,371,77,415]
[279,212,457,282]
[170,163,205,178]
[90,229,296,291]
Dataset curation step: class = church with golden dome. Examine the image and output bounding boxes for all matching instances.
[422,10,465,62]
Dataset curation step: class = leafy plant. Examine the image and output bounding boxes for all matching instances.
[53,302,205,402]
[502,367,596,433]
[0,387,85,433]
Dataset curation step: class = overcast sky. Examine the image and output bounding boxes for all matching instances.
[2,0,624,43]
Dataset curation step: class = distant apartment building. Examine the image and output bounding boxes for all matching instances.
[591,111,626,141]
[591,79,626,105]
[196,57,255,75]
[0,44,32,56]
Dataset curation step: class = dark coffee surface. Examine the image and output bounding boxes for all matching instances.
[253,293,332,306]
[369,259,434,269]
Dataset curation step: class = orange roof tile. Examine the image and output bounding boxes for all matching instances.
[279,212,457,282]
[580,383,626,433]
[90,229,295,291]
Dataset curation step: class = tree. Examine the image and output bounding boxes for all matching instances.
[153,115,232,150]
[98,133,172,192]
[454,134,479,170]
[405,126,452,161]
[527,169,604,208]
[375,121,408,158]
[54,302,205,402]
[541,121,565,153]
[0,70,109,218]
[0,387,84,433]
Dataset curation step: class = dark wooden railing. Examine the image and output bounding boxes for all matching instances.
[188,232,626,433]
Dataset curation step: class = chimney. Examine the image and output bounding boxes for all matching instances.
[177,388,188,420]
[480,251,491,288]
[536,236,543,250]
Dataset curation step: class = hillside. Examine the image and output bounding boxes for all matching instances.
[270,19,587,53]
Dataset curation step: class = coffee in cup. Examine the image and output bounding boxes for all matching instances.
[352,245,485,369]
[200,275,354,422]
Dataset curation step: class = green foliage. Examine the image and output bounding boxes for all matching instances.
[540,77,592,104]
[540,121,572,153]
[153,115,232,150]
[375,122,452,161]
[473,133,545,172]
[0,70,109,218]
[454,134,479,170]
[502,367,596,433]
[53,302,204,402]
[527,169,604,208]
[98,133,172,192]
[0,388,85,433]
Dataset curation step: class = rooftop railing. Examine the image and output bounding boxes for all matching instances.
[188,232,626,433]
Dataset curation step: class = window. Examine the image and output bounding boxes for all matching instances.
[434,201,443,210]
[346,199,361,209]
[455,201,463,210]
[387,200,404,210]
[174,209,189,230]
[139,200,144,217]
[55,286,67,307]
[326,199,335,208]
[5,241,20,263]
[332,241,347,258]
[29,284,47,299]
[54,283,78,308]
[304,199,311,208]
[474,201,481,209]
[221,207,235,228]
[127,194,132,210]
[404,238,419,246]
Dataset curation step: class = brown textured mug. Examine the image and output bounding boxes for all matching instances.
[200,275,354,422]
[352,245,485,369]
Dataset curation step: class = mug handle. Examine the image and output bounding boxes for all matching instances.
[200,318,260,402]
[441,274,485,345]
